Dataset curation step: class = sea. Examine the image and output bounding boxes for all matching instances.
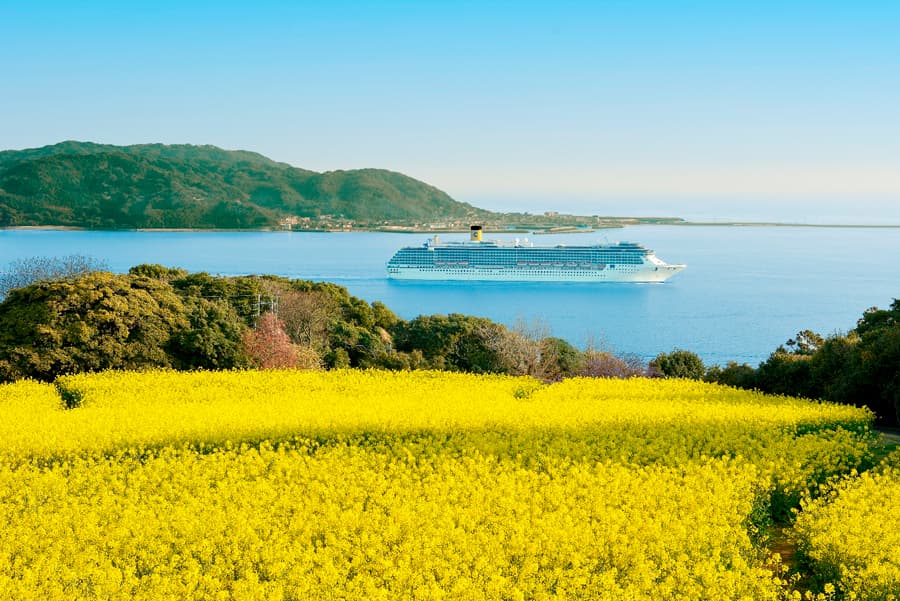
[2,226,898,366]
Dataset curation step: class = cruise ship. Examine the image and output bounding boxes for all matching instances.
[386,226,685,282]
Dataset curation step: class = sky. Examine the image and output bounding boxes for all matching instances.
[1,1,899,222]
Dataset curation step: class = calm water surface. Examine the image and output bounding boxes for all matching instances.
[2,226,898,365]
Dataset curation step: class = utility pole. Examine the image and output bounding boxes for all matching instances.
[253,294,279,318]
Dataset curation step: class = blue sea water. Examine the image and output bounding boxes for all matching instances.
[2,226,898,366]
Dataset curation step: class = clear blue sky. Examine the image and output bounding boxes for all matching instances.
[2,1,898,221]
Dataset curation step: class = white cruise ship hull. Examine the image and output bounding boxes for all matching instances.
[388,263,685,282]
[386,229,686,283]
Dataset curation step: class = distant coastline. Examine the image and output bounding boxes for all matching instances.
[5,220,900,233]
[671,221,900,228]
[6,142,898,233]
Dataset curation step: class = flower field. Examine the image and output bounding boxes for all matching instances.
[793,456,900,601]
[0,370,887,599]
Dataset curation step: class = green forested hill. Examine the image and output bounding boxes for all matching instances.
[0,142,485,228]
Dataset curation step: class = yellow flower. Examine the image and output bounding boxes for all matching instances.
[0,370,878,599]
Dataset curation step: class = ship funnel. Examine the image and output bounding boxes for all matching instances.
[470,225,483,242]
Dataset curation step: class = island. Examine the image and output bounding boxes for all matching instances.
[0,141,683,232]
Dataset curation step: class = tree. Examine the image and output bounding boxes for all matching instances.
[0,254,108,299]
[855,300,899,336]
[807,334,858,401]
[474,318,553,377]
[754,350,815,398]
[709,300,899,424]
[326,347,351,369]
[450,320,510,374]
[295,345,325,370]
[650,350,705,379]
[704,362,757,388]
[393,314,459,364]
[785,329,824,356]
[242,312,304,369]
[0,272,188,381]
[579,350,646,379]
[128,264,188,281]
[847,301,900,424]
[371,301,400,332]
[170,272,270,324]
[170,298,250,370]
[373,349,427,371]
[277,290,335,352]
[537,337,584,382]
[857,325,900,424]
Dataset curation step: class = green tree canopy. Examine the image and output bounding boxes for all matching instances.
[650,350,706,380]
[0,273,188,381]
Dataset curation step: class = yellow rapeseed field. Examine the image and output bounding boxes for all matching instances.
[793,461,900,600]
[0,370,880,599]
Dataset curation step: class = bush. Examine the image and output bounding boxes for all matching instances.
[704,362,756,388]
[0,272,188,381]
[579,350,645,378]
[650,350,705,379]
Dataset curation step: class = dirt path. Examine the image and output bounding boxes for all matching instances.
[879,429,900,446]
[766,526,797,567]
[763,431,898,589]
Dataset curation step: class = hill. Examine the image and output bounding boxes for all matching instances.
[0,141,486,229]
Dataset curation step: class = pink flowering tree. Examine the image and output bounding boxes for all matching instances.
[242,312,300,369]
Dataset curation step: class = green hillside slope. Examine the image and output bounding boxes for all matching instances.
[0,142,485,228]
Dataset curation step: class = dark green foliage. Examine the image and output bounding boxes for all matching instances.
[171,272,270,323]
[371,301,400,332]
[325,347,351,369]
[807,334,859,400]
[170,298,250,370]
[128,264,189,281]
[392,313,508,373]
[0,141,485,228]
[856,302,898,335]
[393,314,461,365]
[710,301,900,424]
[704,361,757,388]
[374,349,428,371]
[539,337,584,381]
[448,320,508,375]
[754,351,816,398]
[0,265,492,380]
[784,329,824,355]
[0,273,188,381]
[846,301,900,424]
[327,321,387,368]
[0,261,691,386]
[650,349,706,379]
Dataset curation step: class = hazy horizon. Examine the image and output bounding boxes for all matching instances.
[467,194,900,225]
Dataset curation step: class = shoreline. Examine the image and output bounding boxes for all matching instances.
[4,220,900,233]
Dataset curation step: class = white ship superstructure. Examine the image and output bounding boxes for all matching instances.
[386,226,685,282]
